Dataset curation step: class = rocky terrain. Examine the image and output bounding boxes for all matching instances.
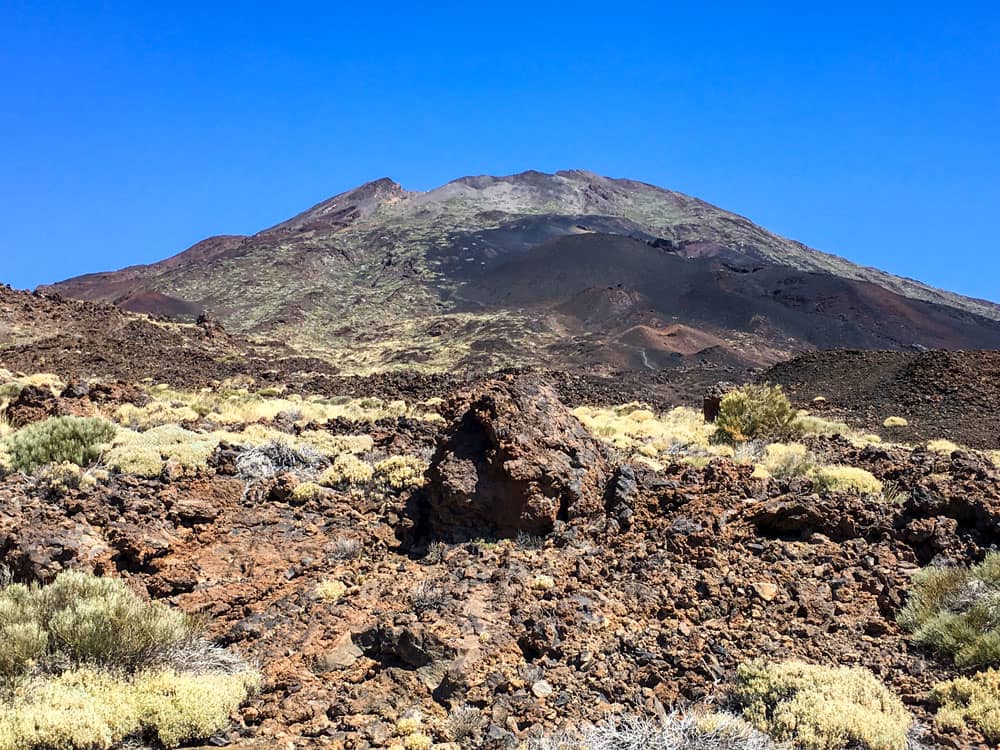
[43,170,1000,374]
[1,369,1000,749]
[3,266,1000,747]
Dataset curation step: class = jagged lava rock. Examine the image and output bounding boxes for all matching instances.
[425,376,613,537]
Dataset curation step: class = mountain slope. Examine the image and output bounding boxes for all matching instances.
[44,170,1000,375]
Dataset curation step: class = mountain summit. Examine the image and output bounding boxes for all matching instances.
[45,170,1000,375]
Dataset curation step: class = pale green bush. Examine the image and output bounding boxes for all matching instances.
[730,661,912,750]
[0,570,192,682]
[2,417,115,474]
[759,443,815,479]
[0,572,257,749]
[899,553,1000,667]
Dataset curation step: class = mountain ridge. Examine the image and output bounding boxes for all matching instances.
[42,170,1000,375]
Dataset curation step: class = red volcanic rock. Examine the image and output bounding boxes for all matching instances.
[425,376,613,538]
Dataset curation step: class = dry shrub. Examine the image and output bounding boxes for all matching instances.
[931,668,1000,742]
[759,443,814,479]
[899,553,1000,667]
[810,465,883,495]
[730,661,912,750]
[927,439,961,456]
[528,711,778,750]
[373,455,427,491]
[319,453,374,488]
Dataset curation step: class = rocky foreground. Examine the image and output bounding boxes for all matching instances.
[2,374,999,749]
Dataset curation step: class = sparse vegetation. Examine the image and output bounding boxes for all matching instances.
[1,416,115,474]
[0,570,257,749]
[898,553,1000,666]
[931,668,1000,742]
[883,416,908,428]
[729,661,912,750]
[714,384,797,443]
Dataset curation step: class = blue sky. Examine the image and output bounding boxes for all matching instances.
[1,2,998,302]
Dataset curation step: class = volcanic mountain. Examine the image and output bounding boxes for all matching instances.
[45,170,1000,375]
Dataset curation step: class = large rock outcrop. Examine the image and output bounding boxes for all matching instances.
[424,376,613,538]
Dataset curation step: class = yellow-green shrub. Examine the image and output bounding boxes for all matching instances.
[715,384,797,443]
[373,455,427,491]
[115,401,200,430]
[792,413,850,437]
[105,425,219,477]
[932,668,1000,742]
[883,416,908,428]
[0,667,258,750]
[297,431,374,457]
[927,439,961,456]
[319,453,374,488]
[760,443,815,479]
[898,552,1000,667]
[730,661,912,750]
[810,465,883,495]
[2,416,115,474]
[290,481,324,503]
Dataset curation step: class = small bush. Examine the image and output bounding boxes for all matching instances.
[927,439,961,456]
[290,481,324,503]
[235,439,324,482]
[34,462,96,497]
[715,385,797,443]
[810,465,883,495]
[931,668,1000,742]
[373,455,427,491]
[0,667,257,750]
[898,553,1000,667]
[0,572,257,749]
[297,431,374,457]
[730,661,912,750]
[315,579,347,602]
[759,443,814,479]
[2,416,115,474]
[792,413,850,437]
[883,416,908,428]
[0,570,192,683]
[105,425,219,478]
[319,453,374,488]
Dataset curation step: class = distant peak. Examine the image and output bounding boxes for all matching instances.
[264,177,408,234]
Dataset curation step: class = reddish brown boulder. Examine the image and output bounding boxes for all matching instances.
[424,376,613,538]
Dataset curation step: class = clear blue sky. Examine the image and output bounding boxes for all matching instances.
[2,2,998,302]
